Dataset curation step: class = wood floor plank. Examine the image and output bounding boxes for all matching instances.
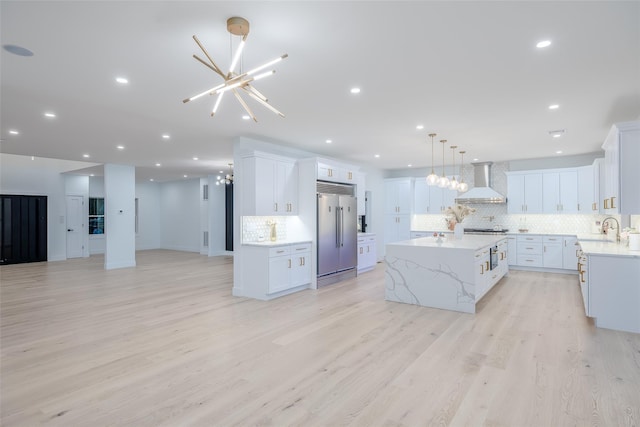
[1,250,639,426]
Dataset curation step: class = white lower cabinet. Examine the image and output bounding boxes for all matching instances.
[562,236,579,270]
[542,236,563,269]
[474,247,491,301]
[517,235,543,267]
[357,234,377,273]
[238,242,312,300]
[510,234,579,271]
[507,236,517,265]
[385,214,410,244]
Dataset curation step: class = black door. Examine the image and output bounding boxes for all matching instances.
[0,195,48,265]
[225,184,233,251]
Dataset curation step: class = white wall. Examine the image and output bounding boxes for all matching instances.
[64,174,90,257]
[160,179,201,252]
[135,181,162,250]
[104,164,136,270]
[207,175,228,256]
[0,154,98,261]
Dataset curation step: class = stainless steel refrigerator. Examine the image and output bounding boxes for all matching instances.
[317,186,357,284]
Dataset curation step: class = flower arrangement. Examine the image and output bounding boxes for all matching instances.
[444,204,476,230]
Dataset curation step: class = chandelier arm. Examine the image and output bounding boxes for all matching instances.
[232,89,257,122]
[244,90,285,118]
[192,35,226,77]
[211,91,225,116]
[228,34,248,77]
[192,54,226,78]
[245,54,288,76]
[183,82,227,103]
[244,84,268,102]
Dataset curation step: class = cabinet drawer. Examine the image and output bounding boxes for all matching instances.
[366,237,376,243]
[543,236,562,244]
[518,243,542,255]
[290,243,312,253]
[269,246,291,257]
[517,254,543,267]
[517,235,542,244]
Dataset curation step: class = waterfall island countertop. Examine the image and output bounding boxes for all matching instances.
[385,235,509,314]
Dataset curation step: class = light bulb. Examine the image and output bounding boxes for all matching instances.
[449,178,459,190]
[438,176,450,188]
[426,173,439,186]
[458,182,469,192]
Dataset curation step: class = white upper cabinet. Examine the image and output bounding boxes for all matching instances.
[601,121,640,214]
[385,178,412,214]
[542,170,578,213]
[577,165,599,213]
[242,155,298,216]
[413,177,457,214]
[317,161,357,184]
[506,172,543,214]
[356,172,366,216]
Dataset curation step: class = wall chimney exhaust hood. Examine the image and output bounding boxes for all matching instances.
[455,162,506,204]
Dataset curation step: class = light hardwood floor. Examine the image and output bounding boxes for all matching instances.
[1,250,639,426]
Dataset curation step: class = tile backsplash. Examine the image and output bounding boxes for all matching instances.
[242,216,288,242]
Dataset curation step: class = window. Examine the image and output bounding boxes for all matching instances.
[89,198,104,234]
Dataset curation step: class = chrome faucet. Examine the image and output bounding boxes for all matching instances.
[601,217,620,242]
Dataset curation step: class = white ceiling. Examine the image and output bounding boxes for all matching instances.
[1,1,639,182]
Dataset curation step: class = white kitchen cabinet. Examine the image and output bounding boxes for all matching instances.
[507,236,517,265]
[357,234,376,273]
[516,235,543,267]
[289,244,312,288]
[385,178,412,214]
[562,236,579,271]
[542,170,578,213]
[497,238,509,275]
[242,155,298,215]
[413,178,456,214]
[506,172,543,214]
[356,172,366,215]
[577,164,600,213]
[601,121,640,214]
[413,179,430,214]
[318,161,358,185]
[410,231,432,239]
[385,214,410,244]
[542,236,563,269]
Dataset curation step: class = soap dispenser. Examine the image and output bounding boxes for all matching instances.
[269,221,277,242]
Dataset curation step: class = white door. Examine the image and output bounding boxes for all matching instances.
[66,195,84,258]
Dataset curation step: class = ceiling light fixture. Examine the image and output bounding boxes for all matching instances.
[183,17,288,121]
[426,133,439,186]
[117,145,125,150]
[556,150,563,154]
[83,154,90,158]
[115,77,129,84]
[416,125,424,130]
[374,154,380,158]
[548,104,559,110]
[155,163,161,167]
[536,40,552,48]
[438,140,450,188]
[350,87,361,94]
[216,163,234,185]
[326,139,332,144]
[457,151,468,193]
[193,157,199,160]
[448,145,459,190]
[549,129,565,138]
[162,134,170,139]
[44,112,56,118]
[9,130,19,135]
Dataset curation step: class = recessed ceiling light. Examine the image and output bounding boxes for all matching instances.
[150,178,154,182]
[115,77,128,84]
[219,170,224,174]
[162,134,170,139]
[83,154,90,158]
[408,164,412,167]
[326,139,332,144]
[374,154,380,158]
[9,130,19,135]
[116,145,125,150]
[473,158,479,161]
[548,104,559,110]
[31,156,35,160]
[193,157,199,160]
[183,175,188,178]
[155,163,161,167]
[90,174,95,177]
[416,125,424,130]
[556,150,563,154]
[536,40,552,48]
[242,115,250,120]
[3,44,34,57]
[549,129,565,138]
[350,87,361,94]
[44,112,56,118]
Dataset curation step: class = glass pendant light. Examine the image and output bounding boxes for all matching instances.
[426,133,439,186]
[437,140,450,188]
[448,145,459,190]
[458,151,469,192]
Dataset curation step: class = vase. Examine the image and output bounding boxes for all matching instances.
[447,218,456,231]
[454,222,464,239]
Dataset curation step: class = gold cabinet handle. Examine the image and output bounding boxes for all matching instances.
[480,264,485,274]
[580,271,585,283]
[610,197,616,209]
[485,261,490,270]
[604,198,609,209]
[274,203,278,212]
[288,259,291,268]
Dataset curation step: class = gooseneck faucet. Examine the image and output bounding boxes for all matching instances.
[601,217,620,242]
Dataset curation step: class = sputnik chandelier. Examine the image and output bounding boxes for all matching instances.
[183,17,288,121]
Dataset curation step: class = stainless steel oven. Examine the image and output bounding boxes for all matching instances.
[490,246,499,270]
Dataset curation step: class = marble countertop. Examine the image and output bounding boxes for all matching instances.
[242,240,312,247]
[579,240,640,258]
[358,232,376,237]
[389,234,506,251]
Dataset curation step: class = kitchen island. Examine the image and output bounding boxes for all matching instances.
[385,235,508,313]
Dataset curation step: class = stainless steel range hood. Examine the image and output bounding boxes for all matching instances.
[455,162,506,204]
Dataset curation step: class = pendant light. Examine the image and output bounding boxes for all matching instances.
[437,140,450,188]
[216,163,234,185]
[458,151,468,192]
[426,133,439,186]
[448,145,459,190]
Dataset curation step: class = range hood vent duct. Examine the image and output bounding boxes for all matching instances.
[455,162,506,204]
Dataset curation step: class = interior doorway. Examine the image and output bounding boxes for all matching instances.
[66,195,84,258]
